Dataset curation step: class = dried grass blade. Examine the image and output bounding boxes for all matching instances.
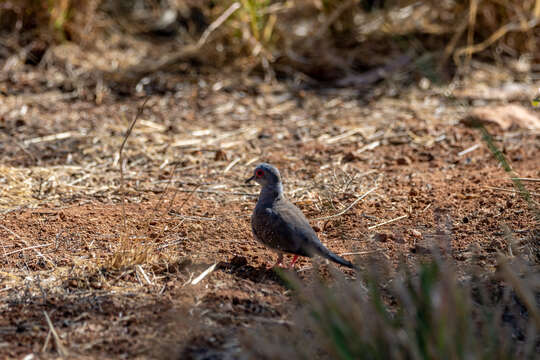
[43,311,68,357]
[314,186,377,221]
[368,214,408,230]
[191,263,217,285]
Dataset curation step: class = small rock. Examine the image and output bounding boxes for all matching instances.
[461,104,540,130]
[396,156,411,165]
[214,149,228,161]
[342,152,358,163]
[373,233,388,242]
[230,255,247,268]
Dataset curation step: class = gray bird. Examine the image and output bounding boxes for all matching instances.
[245,163,354,269]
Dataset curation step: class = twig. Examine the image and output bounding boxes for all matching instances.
[177,189,257,197]
[356,141,380,154]
[43,311,68,357]
[224,158,241,173]
[510,178,540,182]
[368,215,408,230]
[339,250,381,256]
[457,143,480,157]
[325,128,364,144]
[136,265,153,285]
[119,97,150,232]
[198,2,241,47]
[0,223,29,246]
[3,243,52,257]
[157,238,185,250]
[191,263,217,285]
[314,186,377,221]
[486,186,540,196]
[0,224,52,265]
[42,329,52,353]
[171,183,201,213]
[172,214,220,221]
[23,131,73,145]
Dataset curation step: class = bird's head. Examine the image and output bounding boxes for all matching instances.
[245,163,281,187]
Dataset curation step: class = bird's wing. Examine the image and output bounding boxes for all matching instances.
[273,200,354,268]
[270,199,322,255]
[252,201,315,256]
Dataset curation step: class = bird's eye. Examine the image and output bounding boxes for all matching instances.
[256,169,264,177]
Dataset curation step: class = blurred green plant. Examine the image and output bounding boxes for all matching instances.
[48,0,71,40]
[247,255,539,359]
[239,0,268,41]
[474,123,540,263]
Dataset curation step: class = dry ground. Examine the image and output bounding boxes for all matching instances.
[0,65,539,358]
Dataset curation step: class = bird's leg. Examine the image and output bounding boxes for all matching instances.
[272,252,284,268]
[289,255,299,268]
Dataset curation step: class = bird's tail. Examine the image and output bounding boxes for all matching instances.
[313,243,354,268]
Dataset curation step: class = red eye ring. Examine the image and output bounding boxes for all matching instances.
[256,169,264,177]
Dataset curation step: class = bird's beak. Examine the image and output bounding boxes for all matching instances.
[245,175,255,184]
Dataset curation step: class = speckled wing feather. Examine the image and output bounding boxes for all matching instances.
[247,163,354,268]
[251,198,311,256]
[251,198,354,268]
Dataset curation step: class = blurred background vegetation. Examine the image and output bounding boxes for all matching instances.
[1,0,538,93]
[245,252,540,360]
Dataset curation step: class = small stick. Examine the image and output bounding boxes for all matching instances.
[486,186,540,196]
[0,223,29,246]
[314,186,377,221]
[0,224,52,264]
[176,189,257,197]
[245,157,260,166]
[157,239,185,250]
[42,329,52,353]
[339,250,381,256]
[325,128,364,144]
[136,265,153,285]
[171,183,201,213]
[119,97,150,232]
[223,158,241,173]
[510,178,540,182]
[457,143,480,157]
[3,243,52,257]
[197,2,241,47]
[191,263,217,285]
[24,131,73,145]
[172,214,219,221]
[368,214,408,230]
[356,141,380,154]
[43,311,68,357]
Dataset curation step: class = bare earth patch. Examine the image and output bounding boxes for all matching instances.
[0,69,538,358]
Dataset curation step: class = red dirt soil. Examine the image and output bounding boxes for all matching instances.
[0,69,538,358]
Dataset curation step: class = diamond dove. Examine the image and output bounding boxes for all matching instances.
[246,163,354,268]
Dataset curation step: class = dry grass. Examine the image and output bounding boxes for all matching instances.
[1,0,538,88]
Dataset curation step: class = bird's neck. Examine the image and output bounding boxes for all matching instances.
[259,182,284,203]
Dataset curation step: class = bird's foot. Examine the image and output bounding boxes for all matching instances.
[288,255,299,269]
[271,253,284,269]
